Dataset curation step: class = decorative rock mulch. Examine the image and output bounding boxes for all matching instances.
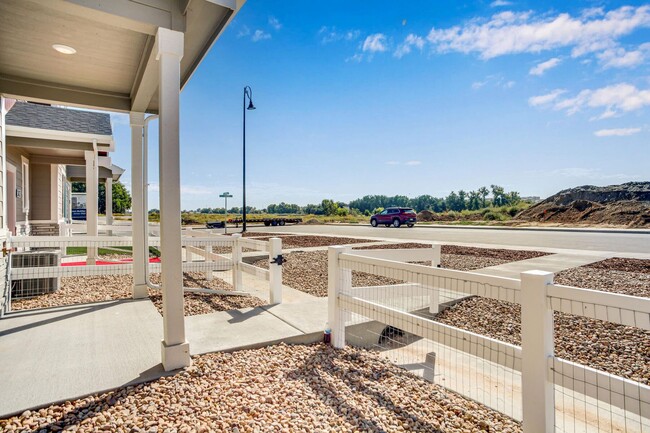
[435,296,650,384]
[252,248,536,298]
[555,258,650,298]
[0,343,521,433]
[11,272,264,317]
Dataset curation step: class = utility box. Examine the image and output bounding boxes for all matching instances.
[10,250,61,299]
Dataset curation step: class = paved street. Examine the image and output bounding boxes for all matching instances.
[248,224,650,257]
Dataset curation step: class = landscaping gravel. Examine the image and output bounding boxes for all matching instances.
[252,250,523,297]
[11,272,264,317]
[435,297,650,384]
[0,343,521,433]
[354,242,549,262]
[254,235,375,249]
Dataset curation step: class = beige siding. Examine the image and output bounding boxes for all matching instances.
[6,148,28,224]
[1,101,7,315]
[30,163,51,220]
[57,164,66,220]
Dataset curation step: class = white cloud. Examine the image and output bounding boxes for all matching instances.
[528,89,567,106]
[405,160,422,166]
[472,81,487,89]
[362,33,387,53]
[541,83,650,117]
[597,43,650,68]
[318,26,360,44]
[472,74,515,90]
[252,29,271,42]
[394,34,425,58]
[547,168,637,180]
[490,0,513,7]
[426,6,650,60]
[237,25,251,38]
[529,57,562,75]
[594,127,641,137]
[345,53,364,63]
[268,16,282,30]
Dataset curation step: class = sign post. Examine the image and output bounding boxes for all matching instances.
[219,192,233,234]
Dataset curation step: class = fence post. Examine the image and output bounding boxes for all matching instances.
[429,242,442,314]
[269,237,283,304]
[231,234,243,291]
[204,244,213,281]
[521,270,555,433]
[328,245,350,349]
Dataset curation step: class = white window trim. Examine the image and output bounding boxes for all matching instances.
[20,155,29,214]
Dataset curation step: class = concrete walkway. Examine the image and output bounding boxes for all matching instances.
[0,299,164,418]
[476,252,609,279]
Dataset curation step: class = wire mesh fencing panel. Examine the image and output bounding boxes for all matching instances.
[7,234,238,312]
[546,283,650,433]
[329,246,650,432]
[330,245,524,422]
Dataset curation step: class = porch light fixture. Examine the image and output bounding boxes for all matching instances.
[52,44,76,55]
[242,85,256,232]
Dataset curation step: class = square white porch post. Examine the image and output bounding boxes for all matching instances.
[105,178,113,226]
[157,27,190,371]
[130,112,148,299]
[84,146,98,265]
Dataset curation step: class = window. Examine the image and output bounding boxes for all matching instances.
[380,210,388,215]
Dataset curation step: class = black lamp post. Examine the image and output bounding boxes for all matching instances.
[242,85,256,232]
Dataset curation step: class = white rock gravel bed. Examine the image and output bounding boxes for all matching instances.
[253,250,514,297]
[435,297,650,384]
[0,343,521,433]
[556,258,650,298]
[11,272,265,316]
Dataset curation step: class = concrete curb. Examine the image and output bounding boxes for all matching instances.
[322,223,650,235]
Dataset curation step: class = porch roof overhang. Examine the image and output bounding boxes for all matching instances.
[5,124,113,166]
[0,0,245,114]
[66,163,125,182]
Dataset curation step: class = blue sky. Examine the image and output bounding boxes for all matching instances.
[109,0,650,211]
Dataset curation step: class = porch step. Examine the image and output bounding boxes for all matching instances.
[29,223,60,236]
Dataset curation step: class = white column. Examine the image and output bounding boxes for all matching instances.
[328,245,350,349]
[84,146,98,265]
[231,233,242,291]
[268,237,282,304]
[130,111,148,299]
[521,270,555,433]
[105,178,113,226]
[429,242,442,314]
[157,27,190,371]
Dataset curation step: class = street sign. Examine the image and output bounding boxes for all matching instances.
[219,192,233,198]
[220,192,233,234]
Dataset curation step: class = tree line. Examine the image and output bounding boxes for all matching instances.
[184,185,523,216]
[72,181,132,214]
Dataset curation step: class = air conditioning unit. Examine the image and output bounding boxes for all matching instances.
[11,250,61,299]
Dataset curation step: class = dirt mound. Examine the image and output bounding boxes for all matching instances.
[516,182,650,227]
[302,218,323,225]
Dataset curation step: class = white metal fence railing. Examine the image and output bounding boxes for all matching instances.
[328,245,650,433]
[7,232,283,308]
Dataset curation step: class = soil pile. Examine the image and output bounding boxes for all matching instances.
[516,182,650,227]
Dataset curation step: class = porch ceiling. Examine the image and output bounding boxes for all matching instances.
[0,0,242,113]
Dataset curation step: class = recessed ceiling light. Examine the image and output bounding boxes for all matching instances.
[52,44,76,55]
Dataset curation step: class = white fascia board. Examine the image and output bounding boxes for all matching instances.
[6,125,114,149]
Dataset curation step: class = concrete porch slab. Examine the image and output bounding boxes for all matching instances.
[0,299,164,418]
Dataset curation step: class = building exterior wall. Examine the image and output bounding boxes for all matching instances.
[6,148,29,233]
[29,163,51,221]
[1,99,8,315]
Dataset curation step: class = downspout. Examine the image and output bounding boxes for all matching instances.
[143,115,160,290]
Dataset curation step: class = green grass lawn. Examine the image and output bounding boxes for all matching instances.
[66,246,133,256]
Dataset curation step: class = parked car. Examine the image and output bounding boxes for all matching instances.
[370,207,417,228]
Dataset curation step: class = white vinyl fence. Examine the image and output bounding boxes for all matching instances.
[7,232,283,307]
[328,245,650,433]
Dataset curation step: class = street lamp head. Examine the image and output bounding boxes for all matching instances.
[247,100,256,110]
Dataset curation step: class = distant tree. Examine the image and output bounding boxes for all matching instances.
[321,199,339,216]
[467,190,481,210]
[302,203,323,215]
[72,182,85,193]
[478,186,489,208]
[445,191,464,211]
[95,181,132,214]
[458,190,467,210]
[506,191,521,205]
[491,185,507,207]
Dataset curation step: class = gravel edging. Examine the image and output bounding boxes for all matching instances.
[253,251,514,298]
[0,343,521,433]
[11,272,265,316]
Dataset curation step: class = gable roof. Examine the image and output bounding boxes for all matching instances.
[5,102,112,136]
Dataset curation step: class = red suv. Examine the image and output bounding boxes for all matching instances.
[370,207,417,228]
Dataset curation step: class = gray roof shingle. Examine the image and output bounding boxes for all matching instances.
[5,102,112,136]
